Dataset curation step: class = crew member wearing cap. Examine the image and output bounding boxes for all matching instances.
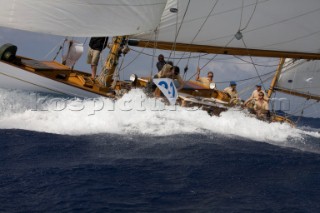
[223,81,239,102]
[244,84,268,107]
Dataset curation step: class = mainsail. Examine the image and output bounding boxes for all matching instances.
[132,0,320,59]
[276,59,320,101]
[0,0,167,37]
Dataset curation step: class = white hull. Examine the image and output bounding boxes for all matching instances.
[0,61,100,98]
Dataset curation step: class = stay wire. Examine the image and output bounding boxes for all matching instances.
[240,37,266,90]
[119,40,151,71]
[175,0,220,66]
[186,35,235,81]
[150,29,159,77]
[52,37,68,61]
[240,0,258,31]
[168,0,191,61]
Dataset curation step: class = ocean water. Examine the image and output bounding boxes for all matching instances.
[0,89,320,212]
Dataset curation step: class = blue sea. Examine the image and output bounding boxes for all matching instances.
[1,89,320,212]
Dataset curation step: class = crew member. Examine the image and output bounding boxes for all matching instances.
[195,66,214,88]
[87,37,109,79]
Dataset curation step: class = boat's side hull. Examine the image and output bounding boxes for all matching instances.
[0,61,100,98]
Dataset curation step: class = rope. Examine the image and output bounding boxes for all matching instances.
[186,35,235,82]
[175,0,220,66]
[119,40,151,71]
[52,38,68,61]
[130,48,210,60]
[168,0,191,61]
[111,50,127,88]
[150,29,159,77]
[239,0,258,31]
[240,38,266,90]
[295,99,308,125]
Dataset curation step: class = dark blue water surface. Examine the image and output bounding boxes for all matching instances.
[1,122,320,212]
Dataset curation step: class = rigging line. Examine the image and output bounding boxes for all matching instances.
[310,101,320,117]
[182,52,192,80]
[240,37,266,90]
[150,28,159,77]
[173,0,179,62]
[130,48,280,67]
[91,2,167,7]
[185,54,218,81]
[176,0,268,26]
[249,7,320,33]
[83,37,88,45]
[119,40,151,71]
[240,0,258,31]
[130,48,210,59]
[269,90,277,113]
[295,99,308,125]
[232,55,279,67]
[197,5,320,45]
[290,99,319,116]
[216,69,275,84]
[186,35,235,81]
[52,38,67,61]
[176,0,219,66]
[258,30,320,50]
[201,36,235,70]
[117,52,127,82]
[286,60,300,99]
[241,78,274,96]
[113,39,130,82]
[168,0,191,60]
[239,0,244,31]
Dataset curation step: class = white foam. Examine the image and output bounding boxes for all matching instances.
[0,89,319,146]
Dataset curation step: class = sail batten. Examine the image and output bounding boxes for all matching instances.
[0,0,167,37]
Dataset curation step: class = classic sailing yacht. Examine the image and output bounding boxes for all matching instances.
[0,0,319,122]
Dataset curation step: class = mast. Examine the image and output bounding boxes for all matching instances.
[267,58,286,98]
[98,36,126,87]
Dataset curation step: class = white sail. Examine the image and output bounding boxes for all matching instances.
[133,0,320,54]
[0,0,167,37]
[276,60,320,100]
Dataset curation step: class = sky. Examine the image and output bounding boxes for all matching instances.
[0,27,319,118]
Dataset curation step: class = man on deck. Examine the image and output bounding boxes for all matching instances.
[223,81,239,101]
[244,84,268,107]
[87,37,108,79]
[195,66,214,88]
[156,54,166,71]
[254,92,270,120]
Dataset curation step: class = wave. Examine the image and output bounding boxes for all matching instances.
[0,88,319,147]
